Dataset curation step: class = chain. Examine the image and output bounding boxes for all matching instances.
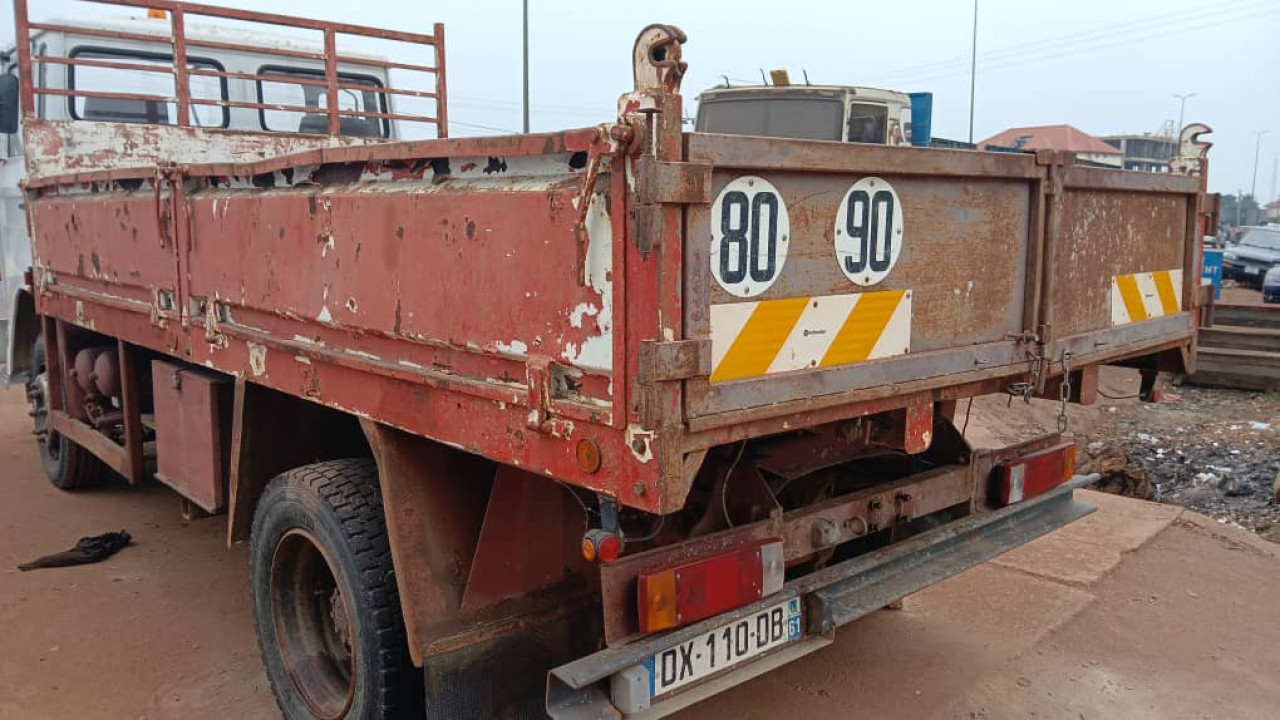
[1057,351,1073,433]
[1006,348,1043,404]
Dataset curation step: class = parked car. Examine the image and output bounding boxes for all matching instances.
[1264,266,1280,303]
[1222,226,1280,284]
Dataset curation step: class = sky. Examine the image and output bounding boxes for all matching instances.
[5,0,1278,196]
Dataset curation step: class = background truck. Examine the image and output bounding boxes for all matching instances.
[694,73,973,149]
[5,2,1213,718]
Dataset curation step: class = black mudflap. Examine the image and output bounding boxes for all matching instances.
[424,607,602,720]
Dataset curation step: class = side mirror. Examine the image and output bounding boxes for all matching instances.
[0,74,19,134]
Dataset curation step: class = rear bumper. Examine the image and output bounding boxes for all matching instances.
[546,474,1098,719]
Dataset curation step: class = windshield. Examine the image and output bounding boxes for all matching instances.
[697,97,843,141]
[1240,230,1280,251]
[847,102,887,144]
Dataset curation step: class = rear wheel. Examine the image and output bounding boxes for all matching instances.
[25,337,110,490]
[250,459,421,720]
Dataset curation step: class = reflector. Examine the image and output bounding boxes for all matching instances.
[998,442,1075,505]
[636,539,785,633]
[582,529,624,564]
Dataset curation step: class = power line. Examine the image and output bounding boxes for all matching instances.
[868,0,1264,84]
[866,1,1274,87]
[450,93,611,116]
[448,120,520,135]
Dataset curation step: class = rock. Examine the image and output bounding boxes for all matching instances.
[1221,478,1254,497]
[1273,472,1280,503]
[1078,443,1128,475]
[1176,487,1217,506]
[1079,442,1155,500]
[1195,472,1219,485]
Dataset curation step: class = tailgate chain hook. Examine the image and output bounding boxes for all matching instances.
[1057,351,1072,433]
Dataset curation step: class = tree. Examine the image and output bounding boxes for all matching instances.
[1218,193,1262,227]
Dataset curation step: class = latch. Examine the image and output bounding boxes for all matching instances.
[525,354,554,431]
[636,339,710,383]
[573,124,634,285]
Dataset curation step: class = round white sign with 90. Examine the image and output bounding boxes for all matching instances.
[833,177,904,286]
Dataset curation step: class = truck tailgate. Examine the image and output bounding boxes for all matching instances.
[681,134,1200,423]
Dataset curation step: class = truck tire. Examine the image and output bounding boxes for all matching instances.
[26,338,110,490]
[250,459,421,720]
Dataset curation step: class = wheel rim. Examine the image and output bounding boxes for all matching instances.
[270,529,357,719]
[26,371,62,462]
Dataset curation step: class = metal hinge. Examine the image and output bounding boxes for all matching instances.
[632,157,711,205]
[636,339,710,383]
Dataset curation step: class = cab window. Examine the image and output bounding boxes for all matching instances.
[67,47,227,127]
[846,102,887,144]
[256,66,387,138]
[697,97,842,141]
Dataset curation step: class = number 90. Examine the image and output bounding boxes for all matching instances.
[834,177,904,286]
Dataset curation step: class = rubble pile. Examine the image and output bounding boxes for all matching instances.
[1081,388,1280,541]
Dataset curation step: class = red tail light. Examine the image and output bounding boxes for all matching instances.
[637,539,785,634]
[998,442,1076,505]
[582,529,623,563]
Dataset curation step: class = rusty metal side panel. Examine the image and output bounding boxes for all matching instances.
[185,166,613,385]
[26,129,669,513]
[683,134,1036,419]
[29,190,172,311]
[1049,187,1189,338]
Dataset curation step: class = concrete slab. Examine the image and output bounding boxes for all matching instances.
[990,489,1184,586]
[945,520,1280,720]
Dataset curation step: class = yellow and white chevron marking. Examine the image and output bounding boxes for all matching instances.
[710,290,911,383]
[1110,269,1183,326]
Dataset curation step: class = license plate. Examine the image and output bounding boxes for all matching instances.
[642,597,803,699]
[1246,266,1261,275]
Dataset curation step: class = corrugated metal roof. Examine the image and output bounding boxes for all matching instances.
[979,124,1122,155]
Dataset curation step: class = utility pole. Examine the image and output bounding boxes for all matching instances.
[1172,92,1195,159]
[1173,93,1195,135]
[1236,188,1243,227]
[967,0,978,144]
[1271,153,1277,206]
[522,0,530,134]
[1251,130,1269,200]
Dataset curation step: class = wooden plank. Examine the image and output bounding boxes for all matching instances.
[118,340,145,483]
[49,410,131,477]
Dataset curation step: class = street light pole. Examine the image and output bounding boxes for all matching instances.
[1271,153,1277,206]
[1172,92,1195,138]
[1251,130,1270,201]
[967,0,978,144]
[522,0,530,134]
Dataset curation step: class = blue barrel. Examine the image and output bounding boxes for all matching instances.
[1201,249,1223,300]
[908,92,932,148]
